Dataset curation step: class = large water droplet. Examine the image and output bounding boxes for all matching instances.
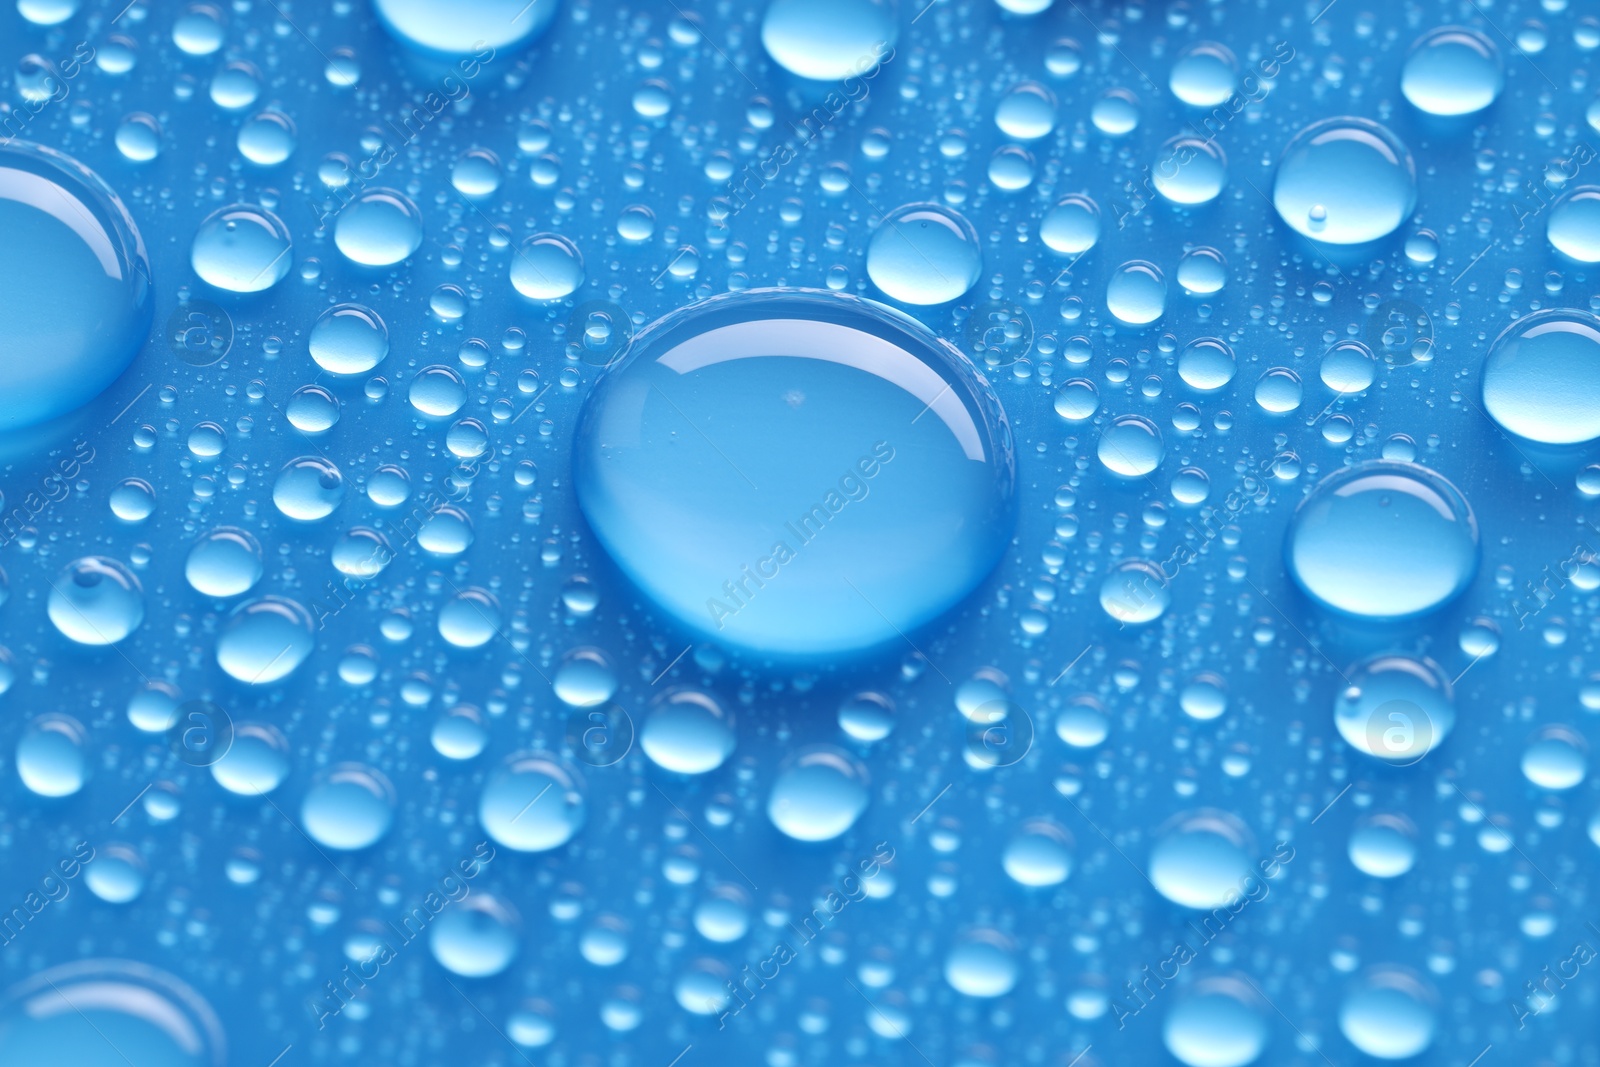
[760,0,896,81]
[430,896,521,977]
[191,203,292,292]
[574,289,1014,657]
[1149,809,1256,909]
[480,754,586,852]
[334,189,423,267]
[1401,27,1502,115]
[866,203,982,305]
[1286,461,1478,619]
[1482,309,1600,444]
[1333,654,1455,765]
[641,690,736,774]
[767,746,869,842]
[302,763,395,850]
[215,596,314,684]
[0,142,151,429]
[309,303,389,375]
[48,557,143,645]
[374,0,559,54]
[0,960,226,1067]
[1338,967,1437,1060]
[1273,118,1416,244]
[1163,976,1268,1067]
[16,713,87,797]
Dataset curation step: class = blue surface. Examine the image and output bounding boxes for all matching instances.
[0,0,1599,1065]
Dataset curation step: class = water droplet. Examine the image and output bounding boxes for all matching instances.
[373,0,559,53]
[767,746,869,842]
[1178,337,1236,391]
[1338,967,1437,1060]
[309,303,389,375]
[274,456,346,521]
[1287,461,1478,619]
[211,723,290,795]
[1401,27,1503,115]
[1549,187,1600,262]
[994,82,1056,140]
[760,0,896,81]
[480,753,586,852]
[186,526,263,597]
[48,557,143,645]
[1334,654,1455,765]
[641,690,736,774]
[1153,136,1228,205]
[1040,193,1101,255]
[1482,309,1600,444]
[334,189,424,267]
[1149,809,1256,909]
[944,929,1018,998]
[1348,813,1418,877]
[0,142,152,429]
[0,961,226,1066]
[1106,260,1167,324]
[1274,118,1416,244]
[215,596,314,684]
[838,691,895,742]
[85,845,147,904]
[1320,339,1376,393]
[1002,818,1073,886]
[1098,413,1164,477]
[574,289,1014,657]
[1522,725,1587,790]
[192,203,292,292]
[1163,976,1267,1067]
[866,203,981,305]
[16,714,87,797]
[1169,41,1238,107]
[430,896,521,977]
[510,233,584,300]
[302,763,395,850]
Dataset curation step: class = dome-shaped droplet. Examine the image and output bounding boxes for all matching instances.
[760,0,896,81]
[641,690,736,774]
[1286,461,1477,619]
[866,203,982,305]
[215,596,314,684]
[1401,27,1503,115]
[333,189,423,266]
[767,746,869,842]
[302,763,395,850]
[309,303,389,375]
[510,233,584,300]
[192,203,292,292]
[480,754,586,852]
[1339,967,1437,1060]
[374,0,559,54]
[574,289,1014,657]
[1274,118,1416,244]
[1482,309,1600,443]
[1333,654,1455,765]
[1149,809,1256,910]
[0,142,152,429]
[48,557,143,645]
